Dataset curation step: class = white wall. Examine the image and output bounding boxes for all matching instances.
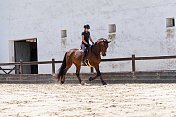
[0,0,176,74]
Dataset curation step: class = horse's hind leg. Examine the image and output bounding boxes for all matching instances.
[75,65,82,84]
[61,75,65,84]
[61,63,72,84]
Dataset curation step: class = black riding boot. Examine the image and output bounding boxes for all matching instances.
[82,48,88,63]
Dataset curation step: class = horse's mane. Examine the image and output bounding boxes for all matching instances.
[98,38,107,41]
[95,38,108,44]
[91,38,107,51]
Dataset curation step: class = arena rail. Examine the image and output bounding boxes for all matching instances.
[1,54,176,74]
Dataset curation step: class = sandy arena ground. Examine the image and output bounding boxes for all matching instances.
[0,83,176,117]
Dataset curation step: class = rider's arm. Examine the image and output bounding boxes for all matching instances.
[89,35,93,43]
[82,35,88,45]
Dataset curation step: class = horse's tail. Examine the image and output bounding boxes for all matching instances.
[56,52,67,81]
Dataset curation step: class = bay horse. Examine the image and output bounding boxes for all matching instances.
[56,38,111,85]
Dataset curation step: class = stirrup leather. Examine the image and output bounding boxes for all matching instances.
[84,59,92,67]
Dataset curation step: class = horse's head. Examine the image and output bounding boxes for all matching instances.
[96,38,111,56]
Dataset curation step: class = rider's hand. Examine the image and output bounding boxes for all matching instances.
[92,42,95,45]
[87,43,91,47]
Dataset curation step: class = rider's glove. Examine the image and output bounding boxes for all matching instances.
[87,43,91,47]
[92,42,95,45]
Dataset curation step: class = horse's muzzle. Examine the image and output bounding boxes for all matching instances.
[102,52,106,56]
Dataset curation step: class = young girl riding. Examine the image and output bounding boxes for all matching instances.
[81,24,94,52]
[81,24,94,63]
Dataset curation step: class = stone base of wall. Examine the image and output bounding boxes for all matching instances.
[0,71,176,84]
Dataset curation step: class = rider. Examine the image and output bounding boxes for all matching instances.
[81,24,94,62]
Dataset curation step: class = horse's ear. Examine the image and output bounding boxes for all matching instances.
[107,41,111,43]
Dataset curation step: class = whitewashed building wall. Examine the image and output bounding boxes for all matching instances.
[0,0,176,74]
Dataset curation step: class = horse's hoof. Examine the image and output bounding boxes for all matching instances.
[89,77,93,81]
[61,81,64,84]
[56,80,59,83]
[81,81,85,85]
[102,81,107,85]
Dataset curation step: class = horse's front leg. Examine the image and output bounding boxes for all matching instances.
[89,65,107,85]
[89,71,100,81]
[100,75,107,85]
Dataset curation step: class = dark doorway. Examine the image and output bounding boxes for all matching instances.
[14,39,38,74]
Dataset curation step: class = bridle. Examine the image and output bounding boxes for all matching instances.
[92,39,109,55]
[100,41,107,55]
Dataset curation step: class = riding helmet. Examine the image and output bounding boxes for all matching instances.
[84,24,90,29]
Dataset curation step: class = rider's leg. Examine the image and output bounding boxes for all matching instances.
[83,47,88,61]
[81,43,87,63]
[81,43,86,52]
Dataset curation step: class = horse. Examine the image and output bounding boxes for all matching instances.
[56,38,111,85]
